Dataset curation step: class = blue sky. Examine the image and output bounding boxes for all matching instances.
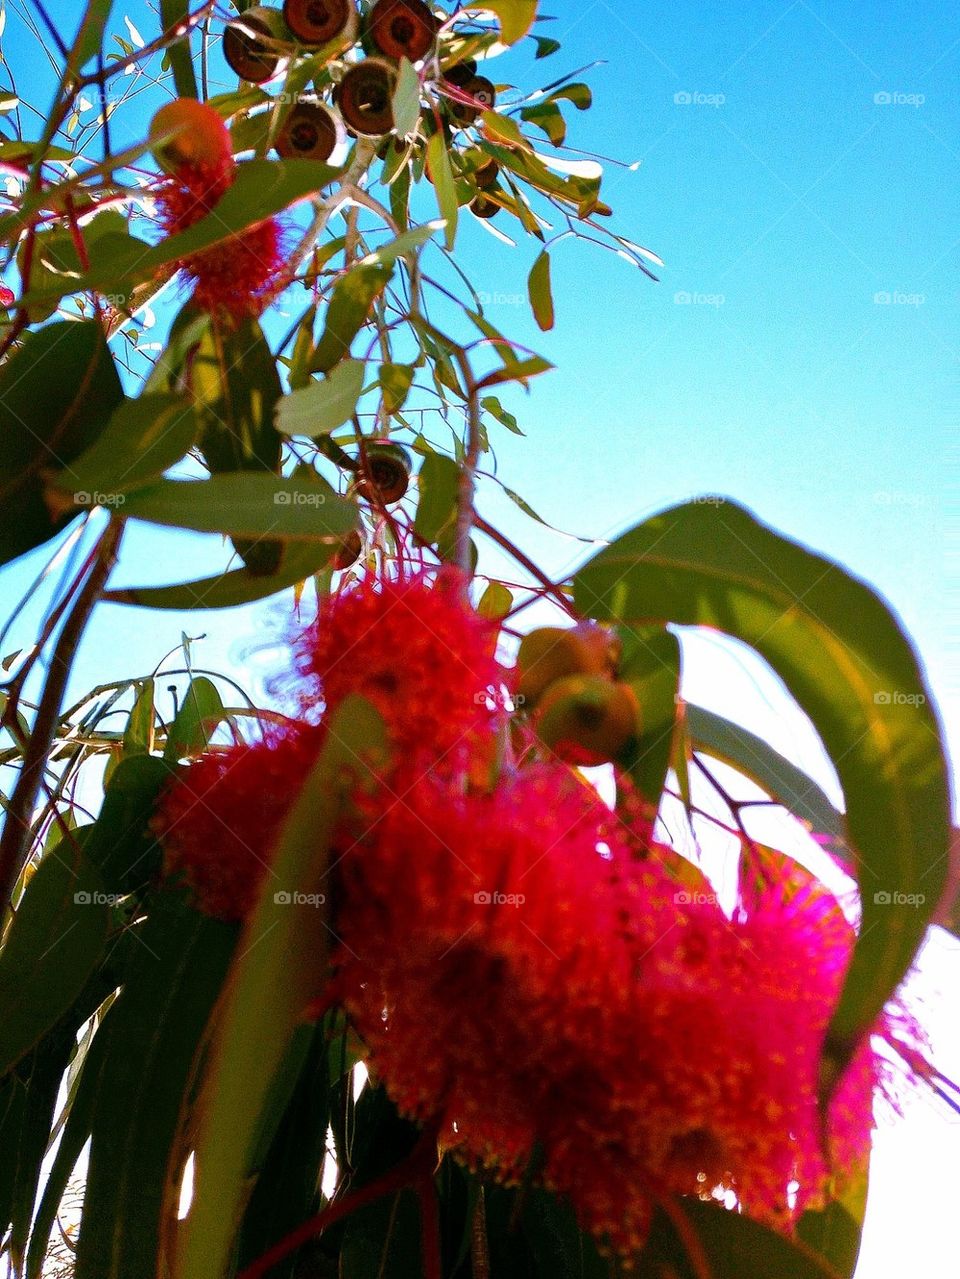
[0,2,958,1275]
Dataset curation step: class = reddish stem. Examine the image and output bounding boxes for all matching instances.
[474,514,578,617]
[238,1129,438,1279]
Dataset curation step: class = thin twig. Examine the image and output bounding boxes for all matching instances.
[474,513,577,616]
[451,346,482,574]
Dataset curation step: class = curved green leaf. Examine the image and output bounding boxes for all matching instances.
[392,57,421,139]
[164,675,227,761]
[276,359,367,438]
[0,319,123,566]
[413,453,459,542]
[310,264,392,376]
[618,624,681,809]
[799,1159,869,1279]
[51,396,198,502]
[104,540,339,610]
[76,894,237,1279]
[573,499,949,1056]
[528,250,554,331]
[471,1,537,46]
[25,1000,117,1279]
[427,132,458,250]
[167,697,388,1279]
[160,0,198,97]
[0,847,109,1079]
[118,474,359,542]
[639,1198,842,1278]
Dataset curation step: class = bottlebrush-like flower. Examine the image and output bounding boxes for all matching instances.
[153,725,325,920]
[333,763,634,1180]
[150,99,284,320]
[555,848,921,1253]
[296,568,504,779]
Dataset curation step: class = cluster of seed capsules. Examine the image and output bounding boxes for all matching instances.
[223,0,503,220]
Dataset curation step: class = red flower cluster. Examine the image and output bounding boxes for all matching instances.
[155,569,501,918]
[334,765,634,1181]
[296,566,504,779]
[333,767,920,1254]
[153,567,928,1257]
[151,100,283,320]
[153,725,325,921]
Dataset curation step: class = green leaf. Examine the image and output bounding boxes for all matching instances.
[618,625,681,810]
[426,132,459,250]
[380,362,416,415]
[310,264,392,375]
[549,83,592,111]
[799,1163,869,1279]
[22,212,133,321]
[76,894,237,1279]
[413,453,459,542]
[476,355,553,390]
[528,250,555,331]
[520,100,567,145]
[392,57,421,138]
[236,1023,331,1276]
[472,1,538,46]
[118,474,360,542]
[186,317,286,575]
[167,698,388,1279]
[191,318,283,475]
[276,359,366,437]
[164,675,227,761]
[0,847,109,1079]
[51,395,198,502]
[122,679,156,756]
[573,500,950,1055]
[83,754,172,893]
[478,581,513,619]
[531,35,561,58]
[481,109,531,151]
[640,1198,842,1278]
[481,395,524,435]
[0,320,124,566]
[69,0,117,74]
[104,540,340,611]
[362,223,443,270]
[0,1025,77,1271]
[25,1001,119,1279]
[684,703,851,866]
